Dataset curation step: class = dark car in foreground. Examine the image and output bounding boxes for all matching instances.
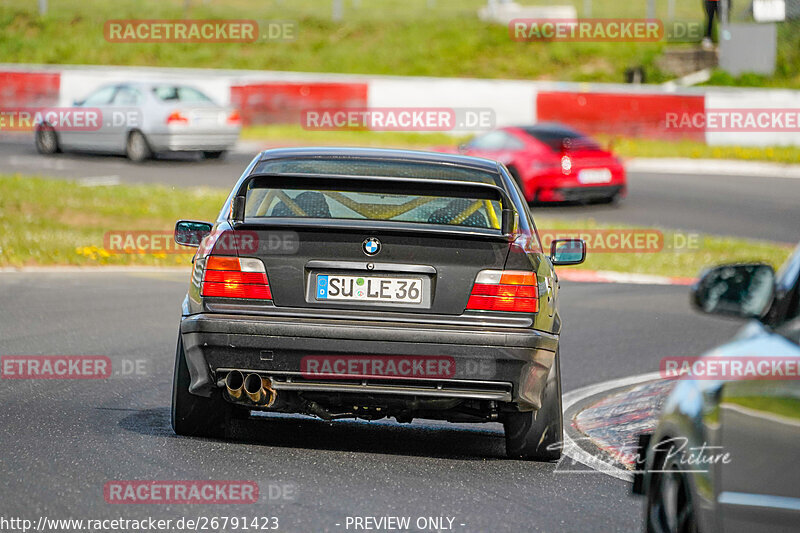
[456,123,626,204]
[634,244,800,532]
[170,147,586,460]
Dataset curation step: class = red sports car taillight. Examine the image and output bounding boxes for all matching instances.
[201,256,271,299]
[466,270,538,313]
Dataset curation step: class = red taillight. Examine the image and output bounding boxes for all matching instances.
[227,109,241,125]
[201,256,271,300]
[167,111,189,125]
[466,270,538,313]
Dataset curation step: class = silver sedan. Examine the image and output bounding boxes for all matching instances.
[34,82,241,162]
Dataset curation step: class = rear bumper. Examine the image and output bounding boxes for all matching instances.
[523,167,626,202]
[180,312,559,410]
[536,184,626,203]
[147,131,240,152]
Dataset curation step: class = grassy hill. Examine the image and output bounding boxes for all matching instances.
[1,0,798,87]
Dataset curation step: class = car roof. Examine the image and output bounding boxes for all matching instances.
[255,147,502,172]
[108,81,203,90]
[512,122,586,137]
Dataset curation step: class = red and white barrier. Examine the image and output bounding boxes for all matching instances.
[0,70,60,107]
[536,90,705,141]
[2,64,799,146]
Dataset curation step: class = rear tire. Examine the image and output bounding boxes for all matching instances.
[126,130,152,162]
[504,351,563,461]
[171,333,236,439]
[35,125,60,154]
[203,150,226,160]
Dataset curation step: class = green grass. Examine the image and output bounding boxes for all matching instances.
[241,124,800,164]
[0,174,793,276]
[533,217,793,277]
[0,174,226,267]
[242,125,471,150]
[723,396,800,421]
[597,135,800,165]
[2,0,798,87]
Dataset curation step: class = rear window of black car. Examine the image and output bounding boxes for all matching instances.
[252,158,502,186]
[244,188,503,230]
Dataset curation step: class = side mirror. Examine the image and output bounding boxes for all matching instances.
[174,220,213,247]
[550,239,586,266]
[691,263,775,319]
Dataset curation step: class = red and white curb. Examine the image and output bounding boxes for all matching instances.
[558,269,696,286]
[560,371,666,482]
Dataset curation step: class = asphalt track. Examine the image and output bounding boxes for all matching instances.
[0,272,743,532]
[0,138,798,243]
[0,136,789,531]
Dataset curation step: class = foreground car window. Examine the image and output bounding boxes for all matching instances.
[245,187,502,230]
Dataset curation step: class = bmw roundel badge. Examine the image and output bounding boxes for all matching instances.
[362,237,381,256]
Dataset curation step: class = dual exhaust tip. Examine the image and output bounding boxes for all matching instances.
[224,370,276,407]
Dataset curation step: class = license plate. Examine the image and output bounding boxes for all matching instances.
[578,168,612,184]
[315,274,423,304]
[191,111,221,125]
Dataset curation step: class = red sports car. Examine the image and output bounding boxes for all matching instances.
[458,123,626,204]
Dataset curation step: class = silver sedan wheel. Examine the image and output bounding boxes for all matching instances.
[126,131,152,162]
[35,127,59,155]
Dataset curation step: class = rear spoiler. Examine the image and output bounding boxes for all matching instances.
[229,173,517,237]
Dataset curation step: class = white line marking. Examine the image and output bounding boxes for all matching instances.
[626,158,800,179]
[78,175,121,186]
[8,155,69,170]
[561,371,664,482]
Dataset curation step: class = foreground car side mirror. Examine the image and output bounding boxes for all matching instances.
[174,220,213,247]
[691,263,775,319]
[550,239,586,266]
